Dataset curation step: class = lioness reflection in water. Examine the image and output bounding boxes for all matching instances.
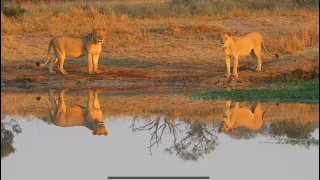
[37,89,108,136]
[218,100,279,134]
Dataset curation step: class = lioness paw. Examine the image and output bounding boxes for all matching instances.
[95,70,102,74]
[232,74,239,78]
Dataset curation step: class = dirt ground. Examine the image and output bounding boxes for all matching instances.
[1,16,319,90]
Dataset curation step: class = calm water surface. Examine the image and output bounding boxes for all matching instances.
[1,89,319,180]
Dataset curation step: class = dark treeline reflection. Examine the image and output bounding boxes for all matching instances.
[130,116,318,161]
[1,119,22,159]
[130,117,220,161]
[165,120,219,161]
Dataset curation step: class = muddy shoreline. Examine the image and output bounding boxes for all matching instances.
[2,63,317,91]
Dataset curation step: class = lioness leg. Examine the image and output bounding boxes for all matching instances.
[93,55,101,74]
[225,100,232,123]
[48,54,57,74]
[87,54,94,75]
[225,56,231,78]
[57,54,68,75]
[87,90,94,109]
[93,91,100,109]
[58,89,67,105]
[56,89,67,121]
[250,50,258,71]
[48,89,58,116]
[253,48,262,72]
[49,89,58,108]
[232,56,239,78]
[87,90,103,130]
[226,100,232,109]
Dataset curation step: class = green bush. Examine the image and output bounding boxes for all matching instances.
[3,5,28,17]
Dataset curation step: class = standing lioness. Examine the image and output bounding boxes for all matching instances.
[219,32,278,78]
[36,28,107,75]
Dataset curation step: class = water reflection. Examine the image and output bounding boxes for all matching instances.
[266,121,319,148]
[1,90,319,161]
[218,100,279,134]
[36,89,108,136]
[130,117,219,161]
[1,90,319,180]
[129,115,318,161]
[213,101,319,148]
[1,119,22,159]
[128,100,318,161]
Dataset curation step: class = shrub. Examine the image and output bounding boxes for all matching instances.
[3,5,28,17]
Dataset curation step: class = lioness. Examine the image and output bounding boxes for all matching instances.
[218,100,279,134]
[36,28,107,75]
[37,89,108,136]
[219,32,279,78]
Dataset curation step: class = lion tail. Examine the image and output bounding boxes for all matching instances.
[262,103,280,121]
[36,39,54,67]
[261,40,279,58]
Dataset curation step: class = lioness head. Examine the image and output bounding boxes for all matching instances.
[92,28,107,43]
[92,121,108,136]
[219,33,232,48]
[218,120,233,134]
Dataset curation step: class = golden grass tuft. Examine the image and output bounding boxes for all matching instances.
[267,25,319,54]
[230,7,249,18]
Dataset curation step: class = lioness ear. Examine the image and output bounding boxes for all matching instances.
[228,32,232,36]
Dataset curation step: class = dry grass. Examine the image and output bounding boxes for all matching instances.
[1,0,318,35]
[1,12,228,64]
[266,25,319,54]
[0,0,318,68]
[3,0,318,18]
[1,15,318,63]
